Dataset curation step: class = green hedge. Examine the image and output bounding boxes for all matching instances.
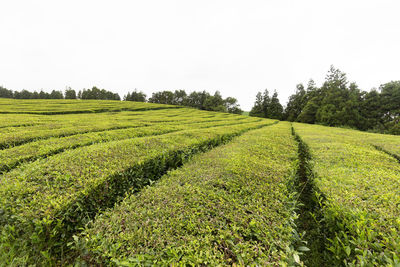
[0,117,261,173]
[75,122,302,266]
[0,120,273,265]
[0,98,181,114]
[0,109,255,149]
[294,123,400,266]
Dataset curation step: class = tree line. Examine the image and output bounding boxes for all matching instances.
[249,66,400,135]
[0,86,120,100]
[146,90,242,114]
[0,86,242,114]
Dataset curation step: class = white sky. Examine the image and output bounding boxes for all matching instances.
[1,0,399,110]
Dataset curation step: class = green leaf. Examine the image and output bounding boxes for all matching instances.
[297,246,310,252]
[345,246,351,257]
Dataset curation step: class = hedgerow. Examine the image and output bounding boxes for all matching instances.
[293,123,400,266]
[0,118,263,173]
[74,122,303,266]
[293,125,400,159]
[0,108,255,149]
[0,112,250,149]
[0,98,182,114]
[0,120,273,265]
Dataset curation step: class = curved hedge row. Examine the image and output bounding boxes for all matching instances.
[74,122,302,266]
[0,109,254,149]
[0,120,273,265]
[0,118,262,173]
[0,98,181,114]
[293,123,400,266]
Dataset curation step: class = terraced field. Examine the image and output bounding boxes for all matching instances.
[0,99,399,266]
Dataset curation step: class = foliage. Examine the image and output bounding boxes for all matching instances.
[0,86,14,98]
[75,122,303,266]
[294,123,400,265]
[0,86,242,114]
[285,66,400,134]
[148,90,243,114]
[0,100,272,265]
[79,86,121,100]
[2,98,399,266]
[0,98,180,115]
[0,111,261,173]
[64,87,77,99]
[249,89,284,119]
[124,89,146,102]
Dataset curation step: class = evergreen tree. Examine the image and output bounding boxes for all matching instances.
[284,84,306,121]
[124,89,147,102]
[268,90,283,120]
[249,92,264,117]
[262,89,271,117]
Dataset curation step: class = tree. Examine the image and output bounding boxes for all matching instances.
[268,90,283,120]
[14,90,33,99]
[262,89,271,118]
[224,97,242,114]
[65,87,77,99]
[250,89,282,119]
[186,91,210,110]
[124,89,147,102]
[380,81,400,123]
[81,87,120,100]
[204,91,226,112]
[360,89,382,130]
[249,92,264,117]
[172,90,187,105]
[298,98,319,123]
[0,86,13,98]
[50,90,64,99]
[148,91,175,104]
[379,81,400,134]
[39,90,50,99]
[284,84,306,121]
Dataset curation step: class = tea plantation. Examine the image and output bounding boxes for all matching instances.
[0,99,399,266]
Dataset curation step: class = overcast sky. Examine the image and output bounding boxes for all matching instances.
[1,0,399,110]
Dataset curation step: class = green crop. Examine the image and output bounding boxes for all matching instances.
[2,98,399,266]
[75,122,302,266]
[0,116,273,265]
[0,98,181,114]
[0,115,261,173]
[293,123,400,266]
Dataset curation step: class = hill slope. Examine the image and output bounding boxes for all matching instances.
[0,99,399,266]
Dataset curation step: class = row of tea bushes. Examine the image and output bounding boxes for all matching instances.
[75,122,302,266]
[293,123,400,266]
[0,107,239,129]
[0,98,181,114]
[0,120,273,265]
[0,109,254,149]
[0,118,262,173]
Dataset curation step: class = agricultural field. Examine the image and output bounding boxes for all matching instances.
[293,123,400,266]
[0,99,399,266]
